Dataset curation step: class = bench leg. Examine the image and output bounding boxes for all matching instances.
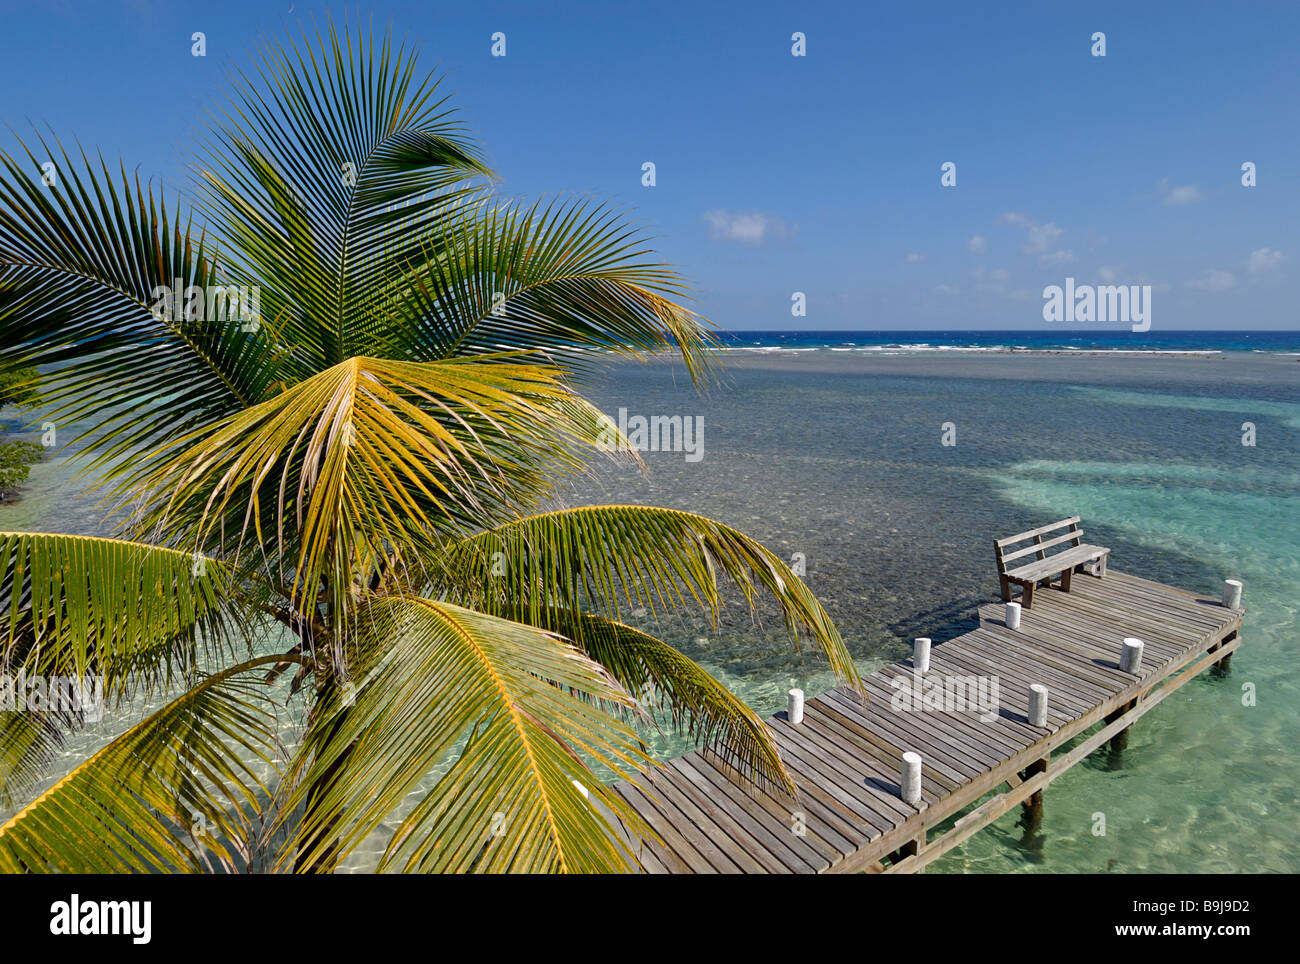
[1060,568,1072,593]
[999,575,1011,602]
[1097,554,1107,577]
[1022,581,1035,609]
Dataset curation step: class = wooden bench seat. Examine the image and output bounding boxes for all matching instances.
[994,517,1109,609]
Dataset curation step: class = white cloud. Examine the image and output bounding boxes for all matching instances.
[972,266,1010,284]
[905,252,925,263]
[1163,184,1202,206]
[999,211,1069,263]
[1038,249,1075,266]
[1025,223,1064,253]
[1096,265,1120,282]
[933,283,958,295]
[966,235,987,254]
[702,209,787,244]
[1247,247,1284,274]
[1188,268,1235,292]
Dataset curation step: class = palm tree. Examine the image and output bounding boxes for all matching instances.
[0,19,859,873]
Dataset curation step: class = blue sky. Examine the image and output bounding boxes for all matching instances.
[1,0,1297,330]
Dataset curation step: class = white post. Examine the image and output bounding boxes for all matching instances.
[787,688,805,725]
[1222,579,1243,609]
[1028,683,1048,727]
[1005,601,1022,630]
[913,637,932,673]
[901,751,922,805]
[1120,637,1144,674]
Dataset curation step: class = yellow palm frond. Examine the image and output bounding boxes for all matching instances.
[0,655,299,873]
[282,597,654,873]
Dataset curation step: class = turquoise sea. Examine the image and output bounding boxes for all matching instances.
[2,340,1296,872]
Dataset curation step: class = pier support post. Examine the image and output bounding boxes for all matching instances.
[1216,582,1242,672]
[901,751,922,806]
[900,831,924,861]
[787,688,805,725]
[1107,639,1145,751]
[1105,698,1139,752]
[1213,630,1237,672]
[1022,755,1049,817]
[1005,601,1021,630]
[913,638,931,674]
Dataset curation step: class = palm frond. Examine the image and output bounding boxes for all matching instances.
[0,711,64,811]
[376,196,719,381]
[282,596,654,873]
[512,608,793,793]
[194,15,493,373]
[0,133,269,479]
[436,505,860,686]
[0,532,244,704]
[0,655,298,873]
[124,357,626,626]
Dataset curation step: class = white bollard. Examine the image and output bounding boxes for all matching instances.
[913,637,932,673]
[1006,601,1022,630]
[1028,683,1048,727]
[901,752,922,806]
[1222,579,1243,610]
[787,688,805,725]
[1120,637,1144,674]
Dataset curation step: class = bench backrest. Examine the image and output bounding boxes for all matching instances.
[994,517,1083,574]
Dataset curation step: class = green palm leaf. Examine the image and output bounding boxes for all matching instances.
[194,17,492,373]
[0,17,845,874]
[0,532,249,805]
[282,597,653,873]
[518,609,793,793]
[0,532,242,702]
[0,134,267,478]
[125,356,624,625]
[0,655,299,873]
[374,196,719,381]
[0,712,63,811]
[437,505,860,684]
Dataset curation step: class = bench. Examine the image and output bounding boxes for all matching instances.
[993,516,1110,609]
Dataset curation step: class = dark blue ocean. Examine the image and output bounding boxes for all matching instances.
[719,329,1300,353]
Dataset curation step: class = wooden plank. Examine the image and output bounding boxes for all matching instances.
[1007,544,1107,581]
[770,716,921,822]
[635,771,760,873]
[613,782,715,873]
[1001,528,1085,564]
[853,676,1032,758]
[803,695,968,792]
[841,679,1013,766]
[995,516,1081,548]
[856,672,1043,753]
[887,632,1244,873]
[656,760,789,873]
[821,684,1002,775]
[934,636,1103,708]
[672,756,828,872]
[611,568,1243,874]
[695,751,861,858]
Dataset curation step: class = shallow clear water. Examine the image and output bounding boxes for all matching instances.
[3,349,1296,872]
[564,352,1299,874]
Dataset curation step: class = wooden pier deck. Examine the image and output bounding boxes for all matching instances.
[613,571,1244,873]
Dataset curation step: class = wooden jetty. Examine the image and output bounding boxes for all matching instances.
[612,570,1244,873]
